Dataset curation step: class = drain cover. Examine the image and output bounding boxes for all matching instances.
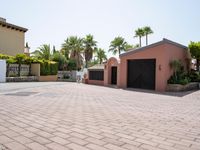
[4,92,38,96]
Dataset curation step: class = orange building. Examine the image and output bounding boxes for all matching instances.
[87,39,190,91]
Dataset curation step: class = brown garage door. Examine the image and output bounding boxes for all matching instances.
[127,59,156,90]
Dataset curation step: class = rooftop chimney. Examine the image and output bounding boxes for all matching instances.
[0,17,6,22]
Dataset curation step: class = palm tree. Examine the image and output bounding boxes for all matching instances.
[83,34,97,68]
[109,36,127,56]
[143,26,153,45]
[124,44,139,51]
[96,48,107,64]
[61,40,70,59]
[62,36,84,70]
[134,28,145,47]
[32,44,51,60]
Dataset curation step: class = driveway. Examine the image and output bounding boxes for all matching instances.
[0,82,200,150]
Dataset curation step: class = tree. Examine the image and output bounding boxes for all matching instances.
[53,45,56,54]
[143,26,153,45]
[15,54,27,76]
[61,40,70,59]
[109,36,127,56]
[134,28,145,47]
[96,48,107,64]
[189,41,200,71]
[62,36,84,70]
[51,52,67,70]
[170,60,182,81]
[83,34,97,68]
[124,44,139,51]
[32,44,51,60]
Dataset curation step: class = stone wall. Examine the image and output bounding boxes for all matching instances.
[167,82,199,92]
[6,76,38,82]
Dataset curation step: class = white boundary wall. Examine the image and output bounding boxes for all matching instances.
[0,59,6,82]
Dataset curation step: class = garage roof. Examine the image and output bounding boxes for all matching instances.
[120,38,188,57]
[88,64,104,70]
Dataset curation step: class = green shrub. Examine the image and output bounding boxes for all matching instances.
[0,53,12,59]
[67,59,77,71]
[40,60,58,76]
[51,52,67,70]
[189,71,200,82]
[168,71,191,85]
[49,62,58,75]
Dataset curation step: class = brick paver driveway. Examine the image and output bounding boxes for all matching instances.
[0,82,200,150]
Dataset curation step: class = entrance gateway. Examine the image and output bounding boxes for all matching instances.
[127,59,156,90]
[111,66,117,84]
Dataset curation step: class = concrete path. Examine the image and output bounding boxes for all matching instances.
[0,82,199,150]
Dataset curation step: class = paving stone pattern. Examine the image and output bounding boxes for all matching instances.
[0,82,200,150]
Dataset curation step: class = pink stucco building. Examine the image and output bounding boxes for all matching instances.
[87,38,190,91]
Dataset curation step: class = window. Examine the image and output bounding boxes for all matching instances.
[89,70,104,81]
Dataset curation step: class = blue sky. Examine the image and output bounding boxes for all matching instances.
[1,0,200,56]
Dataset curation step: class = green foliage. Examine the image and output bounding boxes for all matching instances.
[168,59,191,85]
[134,26,153,47]
[189,41,200,71]
[83,34,97,68]
[88,60,98,68]
[0,53,12,59]
[67,59,77,71]
[170,59,182,80]
[51,52,67,70]
[189,41,200,59]
[6,58,16,64]
[96,48,107,64]
[32,44,51,60]
[134,28,145,47]
[15,54,27,64]
[40,60,58,75]
[15,54,27,76]
[143,26,153,45]
[62,36,84,70]
[168,72,190,85]
[109,36,127,56]
[189,71,200,82]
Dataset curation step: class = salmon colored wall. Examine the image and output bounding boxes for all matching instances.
[88,80,104,86]
[119,44,188,91]
[104,57,119,86]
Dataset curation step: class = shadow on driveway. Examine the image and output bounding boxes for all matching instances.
[123,88,199,97]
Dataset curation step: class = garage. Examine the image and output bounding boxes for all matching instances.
[127,59,156,90]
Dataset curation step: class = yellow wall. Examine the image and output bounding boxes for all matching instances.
[0,26,25,56]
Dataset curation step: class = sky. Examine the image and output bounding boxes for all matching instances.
[1,0,200,57]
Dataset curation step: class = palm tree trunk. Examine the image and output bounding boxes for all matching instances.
[100,58,102,64]
[146,34,148,45]
[85,60,88,68]
[139,37,141,47]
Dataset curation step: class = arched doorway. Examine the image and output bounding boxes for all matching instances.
[104,57,119,86]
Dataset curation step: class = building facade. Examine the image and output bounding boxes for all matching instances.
[87,39,190,92]
[0,17,28,56]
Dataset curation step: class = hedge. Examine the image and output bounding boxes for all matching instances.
[40,60,58,76]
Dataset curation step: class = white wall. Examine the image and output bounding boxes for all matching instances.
[0,60,6,82]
